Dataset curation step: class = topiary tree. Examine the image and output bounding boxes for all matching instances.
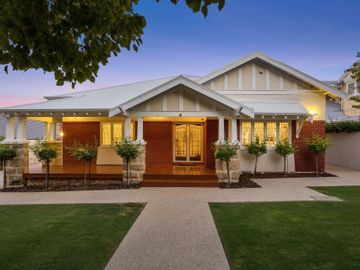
[0,145,17,188]
[305,134,331,176]
[275,138,297,175]
[113,137,141,187]
[245,137,267,177]
[214,139,240,187]
[31,140,57,189]
[66,140,98,188]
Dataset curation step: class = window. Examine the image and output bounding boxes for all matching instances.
[348,83,356,95]
[254,122,264,143]
[101,122,126,145]
[279,122,289,141]
[241,122,252,145]
[266,122,276,146]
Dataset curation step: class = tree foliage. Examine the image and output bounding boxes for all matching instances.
[214,140,239,187]
[326,120,360,133]
[0,0,225,88]
[0,144,17,188]
[348,51,360,85]
[275,138,296,175]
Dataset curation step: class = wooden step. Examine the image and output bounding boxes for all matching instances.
[143,174,217,180]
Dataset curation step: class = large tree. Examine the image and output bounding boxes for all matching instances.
[0,0,225,87]
[348,52,360,108]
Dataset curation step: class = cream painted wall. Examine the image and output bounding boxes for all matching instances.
[97,146,123,165]
[239,149,295,172]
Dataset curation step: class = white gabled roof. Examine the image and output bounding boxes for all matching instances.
[197,51,348,99]
[240,101,309,116]
[110,75,254,117]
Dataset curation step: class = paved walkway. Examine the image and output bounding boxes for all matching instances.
[1,165,359,269]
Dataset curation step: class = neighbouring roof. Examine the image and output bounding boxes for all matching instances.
[197,51,347,99]
[326,100,359,122]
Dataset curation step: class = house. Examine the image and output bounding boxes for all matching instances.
[0,51,347,186]
[0,115,45,140]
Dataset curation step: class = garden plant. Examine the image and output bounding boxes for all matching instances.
[66,140,98,188]
[214,139,240,187]
[275,138,297,175]
[245,137,267,176]
[113,137,141,187]
[31,140,57,189]
[305,134,331,176]
[0,145,17,188]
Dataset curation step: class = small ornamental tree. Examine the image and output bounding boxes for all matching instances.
[113,138,141,187]
[245,137,267,176]
[275,139,297,175]
[66,140,98,188]
[305,134,331,176]
[31,140,57,189]
[214,140,240,187]
[0,145,17,188]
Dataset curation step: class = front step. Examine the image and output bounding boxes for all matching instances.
[141,179,219,187]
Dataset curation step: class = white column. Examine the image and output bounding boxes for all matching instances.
[137,117,143,142]
[16,117,27,143]
[49,121,57,141]
[218,116,225,141]
[231,118,238,142]
[4,116,15,143]
[124,116,131,138]
[43,122,51,140]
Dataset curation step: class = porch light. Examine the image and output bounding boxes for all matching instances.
[59,131,64,137]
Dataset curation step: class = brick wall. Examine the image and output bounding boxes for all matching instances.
[63,122,100,165]
[144,122,173,165]
[205,119,218,169]
[292,120,325,172]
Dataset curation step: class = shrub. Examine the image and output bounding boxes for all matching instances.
[0,145,17,188]
[275,139,297,175]
[31,140,57,189]
[245,137,267,176]
[214,139,240,187]
[66,140,98,188]
[113,138,141,187]
[326,121,360,133]
[305,134,331,176]
[0,135,5,142]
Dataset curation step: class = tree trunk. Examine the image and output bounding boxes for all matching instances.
[254,156,258,177]
[126,158,130,188]
[83,160,87,189]
[3,161,6,189]
[226,160,230,188]
[45,161,50,190]
[283,156,287,175]
[315,153,319,177]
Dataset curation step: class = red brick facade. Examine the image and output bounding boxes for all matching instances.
[205,119,218,169]
[144,122,173,165]
[291,120,325,172]
[62,122,100,165]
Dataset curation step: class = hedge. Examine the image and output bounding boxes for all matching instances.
[326,121,360,133]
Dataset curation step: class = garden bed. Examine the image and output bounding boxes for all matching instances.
[220,174,261,188]
[240,171,337,179]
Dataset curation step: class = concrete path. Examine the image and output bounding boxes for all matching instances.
[1,165,359,269]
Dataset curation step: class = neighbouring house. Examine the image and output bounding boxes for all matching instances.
[0,51,347,187]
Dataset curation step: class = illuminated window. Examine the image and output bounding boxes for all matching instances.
[279,122,289,141]
[241,122,252,145]
[266,122,276,146]
[102,123,112,145]
[113,123,123,143]
[254,122,264,143]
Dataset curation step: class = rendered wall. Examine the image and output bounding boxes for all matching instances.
[326,132,360,170]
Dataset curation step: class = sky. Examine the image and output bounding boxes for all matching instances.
[0,0,359,106]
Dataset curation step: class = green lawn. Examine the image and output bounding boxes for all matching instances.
[210,187,360,270]
[0,203,144,270]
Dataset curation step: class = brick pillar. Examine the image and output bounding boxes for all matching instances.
[4,143,29,186]
[122,144,146,184]
[292,120,325,172]
[215,150,241,183]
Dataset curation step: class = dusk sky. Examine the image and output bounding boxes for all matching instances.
[0,0,359,106]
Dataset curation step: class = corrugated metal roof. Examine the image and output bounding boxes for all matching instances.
[240,101,309,115]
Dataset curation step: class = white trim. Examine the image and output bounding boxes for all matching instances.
[224,74,229,90]
[210,81,215,90]
[124,116,131,138]
[218,116,225,140]
[266,70,270,90]
[237,68,242,90]
[231,117,238,142]
[16,117,27,143]
[128,111,232,117]
[137,117,143,141]
[179,88,184,111]
[197,51,347,98]
[280,76,284,90]
[195,96,200,112]
[252,63,256,90]
[162,95,168,111]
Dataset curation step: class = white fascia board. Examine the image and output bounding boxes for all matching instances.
[198,51,347,99]
[111,75,254,118]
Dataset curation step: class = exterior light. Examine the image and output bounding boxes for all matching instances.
[60,132,64,137]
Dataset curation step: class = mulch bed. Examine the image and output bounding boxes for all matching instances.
[240,171,337,179]
[220,174,261,189]
[0,183,140,192]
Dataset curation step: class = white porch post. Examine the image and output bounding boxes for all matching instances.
[15,117,27,143]
[218,116,225,141]
[231,117,238,142]
[124,116,131,138]
[43,122,51,140]
[137,117,143,141]
[4,116,15,143]
[49,121,57,141]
